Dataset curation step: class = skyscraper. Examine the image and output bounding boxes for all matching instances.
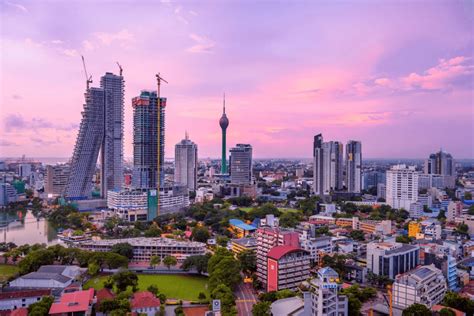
[66,71,124,200]
[100,73,125,197]
[174,133,198,191]
[424,150,454,176]
[386,164,419,210]
[313,134,343,195]
[66,87,105,199]
[132,90,166,190]
[346,140,362,193]
[219,94,229,174]
[229,144,252,185]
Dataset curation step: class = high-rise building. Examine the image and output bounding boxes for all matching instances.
[313,134,343,195]
[18,164,32,179]
[45,164,70,196]
[424,150,454,176]
[66,87,105,199]
[229,144,252,185]
[367,242,420,279]
[266,246,311,292]
[174,133,198,191]
[219,95,229,174]
[309,267,348,316]
[132,90,166,190]
[66,71,124,200]
[346,140,362,193]
[386,164,419,210]
[100,73,125,197]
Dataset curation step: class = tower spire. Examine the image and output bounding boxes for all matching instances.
[185,130,189,140]
[223,92,226,114]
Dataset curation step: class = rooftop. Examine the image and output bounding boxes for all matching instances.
[231,237,257,247]
[267,245,306,260]
[80,237,205,248]
[229,219,257,231]
[131,291,161,309]
[18,272,71,284]
[49,288,94,315]
[0,289,51,300]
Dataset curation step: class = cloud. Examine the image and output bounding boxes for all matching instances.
[50,40,63,45]
[3,114,78,132]
[82,40,94,51]
[31,137,58,146]
[187,33,215,53]
[0,140,17,147]
[94,29,134,46]
[61,49,77,57]
[12,94,22,100]
[189,10,198,16]
[5,1,27,13]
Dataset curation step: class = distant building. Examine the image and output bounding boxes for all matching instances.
[377,183,386,200]
[367,242,420,279]
[346,140,362,193]
[386,164,419,210]
[424,150,454,176]
[0,183,18,206]
[174,133,198,192]
[309,267,348,316]
[266,246,310,292]
[18,164,32,179]
[44,164,70,196]
[408,222,421,238]
[231,238,257,255]
[392,264,447,309]
[229,144,253,185]
[313,134,343,195]
[228,219,256,238]
[409,202,423,219]
[107,189,148,221]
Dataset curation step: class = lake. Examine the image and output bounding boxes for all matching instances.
[0,210,58,246]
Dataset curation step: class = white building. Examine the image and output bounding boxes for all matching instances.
[299,233,332,263]
[0,289,51,311]
[310,267,348,316]
[9,265,81,289]
[195,187,214,203]
[107,189,148,222]
[393,264,447,309]
[45,164,70,196]
[409,202,423,219]
[367,242,420,279]
[386,164,419,210]
[174,133,198,191]
[346,140,362,193]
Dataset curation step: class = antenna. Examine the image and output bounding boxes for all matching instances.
[81,55,92,90]
[223,92,226,114]
[116,62,123,76]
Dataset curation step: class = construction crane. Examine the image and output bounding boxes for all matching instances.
[155,72,168,216]
[116,62,123,76]
[81,55,92,90]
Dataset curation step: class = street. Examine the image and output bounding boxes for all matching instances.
[235,282,258,316]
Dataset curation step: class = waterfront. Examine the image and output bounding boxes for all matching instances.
[0,210,58,246]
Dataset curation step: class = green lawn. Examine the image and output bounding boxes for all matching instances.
[84,274,209,301]
[0,264,19,283]
[240,207,301,213]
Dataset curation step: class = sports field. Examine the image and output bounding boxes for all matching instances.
[0,264,18,283]
[84,274,209,301]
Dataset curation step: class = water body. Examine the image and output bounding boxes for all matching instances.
[0,210,58,246]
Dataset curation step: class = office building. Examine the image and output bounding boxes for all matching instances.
[18,164,32,179]
[132,90,166,190]
[107,189,148,222]
[346,140,362,193]
[79,237,206,262]
[229,144,253,185]
[309,267,348,316]
[266,246,311,292]
[424,252,459,291]
[367,242,420,279]
[256,227,299,285]
[66,72,124,200]
[424,150,455,176]
[299,233,332,264]
[0,183,18,206]
[174,133,198,191]
[386,164,419,210]
[44,164,70,196]
[447,201,463,222]
[392,265,447,309]
[219,94,229,174]
[363,170,386,190]
[313,134,343,195]
[377,183,386,200]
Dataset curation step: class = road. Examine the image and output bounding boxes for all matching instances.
[235,282,258,316]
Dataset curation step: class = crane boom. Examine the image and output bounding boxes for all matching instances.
[116,62,123,76]
[81,55,92,90]
[155,72,168,217]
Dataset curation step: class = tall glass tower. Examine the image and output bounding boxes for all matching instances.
[219,94,229,174]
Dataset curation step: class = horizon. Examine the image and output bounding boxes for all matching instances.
[1,1,473,159]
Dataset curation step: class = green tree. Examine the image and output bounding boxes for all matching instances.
[402,303,431,316]
[198,292,207,301]
[439,308,456,316]
[105,252,129,269]
[208,248,241,291]
[396,235,413,244]
[19,248,55,275]
[442,291,474,316]
[111,270,139,293]
[147,284,159,296]
[150,255,161,268]
[158,293,167,305]
[145,224,162,237]
[211,284,236,315]
[191,226,210,243]
[111,242,134,259]
[279,212,302,228]
[237,249,257,275]
[88,262,100,276]
[217,235,230,247]
[347,296,362,316]
[252,301,271,316]
[465,192,473,200]
[181,255,210,274]
[468,205,474,216]
[349,230,365,241]
[163,255,178,270]
[28,296,54,316]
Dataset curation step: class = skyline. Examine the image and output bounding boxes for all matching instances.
[1,1,473,159]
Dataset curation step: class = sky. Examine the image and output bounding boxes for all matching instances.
[0,0,473,159]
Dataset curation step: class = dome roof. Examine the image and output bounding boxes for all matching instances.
[219,114,229,129]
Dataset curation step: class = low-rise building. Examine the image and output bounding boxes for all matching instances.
[392,264,447,309]
[231,238,257,255]
[299,232,332,264]
[9,265,81,290]
[266,246,310,292]
[309,267,348,316]
[130,291,161,316]
[0,289,51,311]
[408,222,421,238]
[49,288,94,316]
[107,189,148,222]
[228,219,256,238]
[79,237,206,262]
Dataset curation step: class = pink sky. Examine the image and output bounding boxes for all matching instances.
[0,1,473,159]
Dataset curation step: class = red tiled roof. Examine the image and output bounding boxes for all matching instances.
[432,305,465,316]
[96,288,115,304]
[10,309,28,316]
[0,289,51,300]
[49,288,94,315]
[267,245,305,260]
[131,291,161,309]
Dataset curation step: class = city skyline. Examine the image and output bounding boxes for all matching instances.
[1,1,473,159]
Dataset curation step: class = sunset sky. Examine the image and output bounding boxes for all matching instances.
[1,0,473,159]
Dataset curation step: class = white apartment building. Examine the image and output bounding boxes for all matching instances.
[299,232,332,263]
[367,242,420,279]
[386,165,419,210]
[393,264,447,309]
[310,267,348,316]
[107,189,148,222]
